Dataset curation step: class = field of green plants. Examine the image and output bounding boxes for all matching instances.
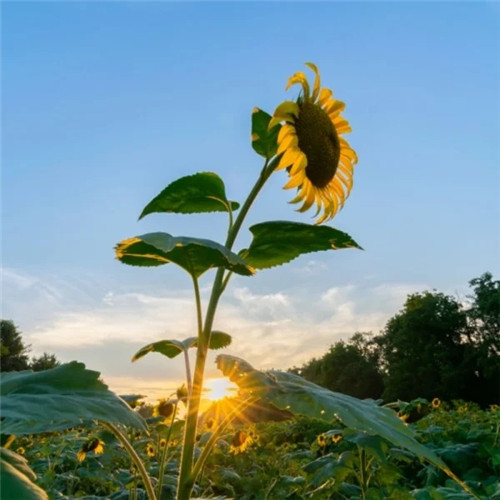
[5,394,500,500]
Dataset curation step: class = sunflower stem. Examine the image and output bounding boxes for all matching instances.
[101,421,157,500]
[176,156,278,500]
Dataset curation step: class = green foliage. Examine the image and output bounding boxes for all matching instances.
[240,220,362,269]
[0,361,146,435]
[1,320,30,372]
[1,448,48,500]
[291,332,384,400]
[132,332,232,362]
[115,232,254,277]
[251,107,281,159]
[139,172,240,219]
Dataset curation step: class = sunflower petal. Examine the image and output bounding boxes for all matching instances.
[277,133,298,154]
[284,171,306,189]
[289,152,307,175]
[305,62,321,101]
[318,88,333,106]
[286,71,310,99]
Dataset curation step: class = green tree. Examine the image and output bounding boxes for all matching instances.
[375,292,469,403]
[0,320,30,371]
[30,352,60,371]
[462,273,500,405]
[290,333,384,400]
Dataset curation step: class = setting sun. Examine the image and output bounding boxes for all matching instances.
[204,378,238,401]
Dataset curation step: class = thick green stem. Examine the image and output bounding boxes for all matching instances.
[101,422,157,500]
[176,157,278,500]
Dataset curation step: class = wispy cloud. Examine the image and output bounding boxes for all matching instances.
[2,267,430,396]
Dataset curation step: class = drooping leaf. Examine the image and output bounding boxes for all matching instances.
[132,332,232,362]
[215,355,448,471]
[0,362,146,435]
[251,108,281,159]
[115,233,254,278]
[139,172,239,219]
[1,449,48,500]
[239,221,362,269]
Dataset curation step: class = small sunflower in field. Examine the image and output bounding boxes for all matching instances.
[77,438,104,462]
[230,430,253,455]
[431,397,441,410]
[16,447,25,455]
[159,438,167,449]
[146,443,156,458]
[269,63,358,224]
[153,399,175,420]
[331,434,342,444]
[317,433,327,448]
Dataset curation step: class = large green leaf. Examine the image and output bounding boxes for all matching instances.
[0,362,146,435]
[139,172,239,219]
[239,221,362,269]
[0,448,48,500]
[132,332,232,362]
[215,355,446,470]
[251,108,281,159]
[115,233,254,278]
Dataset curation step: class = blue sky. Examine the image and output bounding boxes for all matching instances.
[2,2,499,398]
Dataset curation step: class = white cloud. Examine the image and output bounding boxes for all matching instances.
[2,267,432,397]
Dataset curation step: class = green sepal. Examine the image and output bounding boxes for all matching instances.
[215,355,448,472]
[115,233,254,278]
[0,362,146,435]
[251,108,281,159]
[139,172,239,219]
[132,331,232,362]
[239,221,362,269]
[1,448,48,500]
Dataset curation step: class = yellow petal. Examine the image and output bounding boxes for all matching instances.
[289,152,307,175]
[284,170,306,189]
[318,88,333,106]
[274,100,300,117]
[277,133,298,154]
[280,147,301,168]
[286,71,310,99]
[305,62,321,101]
[277,123,295,143]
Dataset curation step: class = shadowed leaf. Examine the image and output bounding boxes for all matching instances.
[1,449,48,500]
[239,221,362,269]
[139,172,239,218]
[115,233,254,278]
[0,362,146,435]
[215,354,451,473]
[251,108,281,159]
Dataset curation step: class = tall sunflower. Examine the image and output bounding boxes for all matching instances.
[269,63,358,224]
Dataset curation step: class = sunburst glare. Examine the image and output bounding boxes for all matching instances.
[203,378,238,401]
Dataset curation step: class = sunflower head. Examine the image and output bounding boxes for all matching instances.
[269,63,358,224]
[431,397,441,410]
[230,430,253,455]
[77,437,104,462]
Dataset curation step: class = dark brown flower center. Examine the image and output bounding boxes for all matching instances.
[294,101,340,188]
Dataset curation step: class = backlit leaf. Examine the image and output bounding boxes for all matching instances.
[251,108,281,159]
[239,221,362,269]
[115,233,254,278]
[139,172,239,219]
[0,362,146,435]
[132,332,232,362]
[215,355,450,472]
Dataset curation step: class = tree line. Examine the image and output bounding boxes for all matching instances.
[290,272,499,407]
[0,320,60,372]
